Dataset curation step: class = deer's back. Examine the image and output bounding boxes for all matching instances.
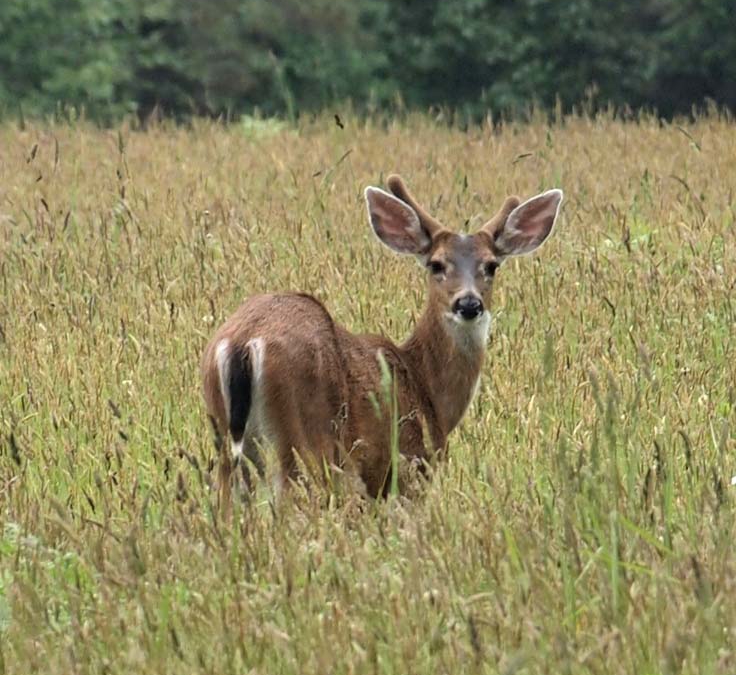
[202,292,346,428]
[202,292,433,495]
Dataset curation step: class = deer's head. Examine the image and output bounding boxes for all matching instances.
[364,175,563,342]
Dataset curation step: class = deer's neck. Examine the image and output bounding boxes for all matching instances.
[401,303,489,440]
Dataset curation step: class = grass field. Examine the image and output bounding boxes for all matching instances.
[0,112,735,674]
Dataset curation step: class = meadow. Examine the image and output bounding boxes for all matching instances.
[0,112,734,674]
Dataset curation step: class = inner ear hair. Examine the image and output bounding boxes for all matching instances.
[480,196,521,237]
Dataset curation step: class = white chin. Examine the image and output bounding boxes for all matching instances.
[445,311,485,324]
[444,311,492,348]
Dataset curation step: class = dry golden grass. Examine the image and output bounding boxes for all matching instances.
[0,112,735,674]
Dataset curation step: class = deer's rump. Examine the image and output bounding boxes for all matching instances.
[201,292,431,496]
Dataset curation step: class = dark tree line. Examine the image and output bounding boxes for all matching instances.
[0,0,733,123]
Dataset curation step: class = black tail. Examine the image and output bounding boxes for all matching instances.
[227,346,252,445]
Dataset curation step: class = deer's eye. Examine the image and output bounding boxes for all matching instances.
[428,260,446,275]
[483,261,499,277]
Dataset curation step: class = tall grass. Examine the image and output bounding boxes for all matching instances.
[0,111,734,674]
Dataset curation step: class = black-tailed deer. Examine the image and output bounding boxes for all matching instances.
[202,175,562,509]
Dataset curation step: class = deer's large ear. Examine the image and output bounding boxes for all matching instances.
[364,187,432,256]
[492,189,563,258]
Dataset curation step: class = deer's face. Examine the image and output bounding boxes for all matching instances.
[425,231,499,324]
[365,175,562,342]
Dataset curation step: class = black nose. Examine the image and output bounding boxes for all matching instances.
[452,295,484,320]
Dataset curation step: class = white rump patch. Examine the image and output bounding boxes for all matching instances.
[218,336,270,458]
[247,337,265,384]
[245,337,268,440]
[215,339,231,423]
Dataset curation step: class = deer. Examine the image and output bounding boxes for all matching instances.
[201,175,562,510]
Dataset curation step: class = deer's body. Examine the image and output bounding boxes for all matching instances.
[202,288,488,500]
[201,175,562,508]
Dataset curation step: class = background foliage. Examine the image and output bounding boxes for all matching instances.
[0,0,734,123]
[0,111,735,673]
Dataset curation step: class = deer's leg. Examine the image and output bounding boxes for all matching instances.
[244,435,265,478]
[209,415,234,515]
[260,347,345,498]
[209,414,224,454]
[273,425,306,497]
[218,450,234,515]
[232,435,265,499]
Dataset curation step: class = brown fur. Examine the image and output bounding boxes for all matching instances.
[201,289,486,500]
[201,175,562,509]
